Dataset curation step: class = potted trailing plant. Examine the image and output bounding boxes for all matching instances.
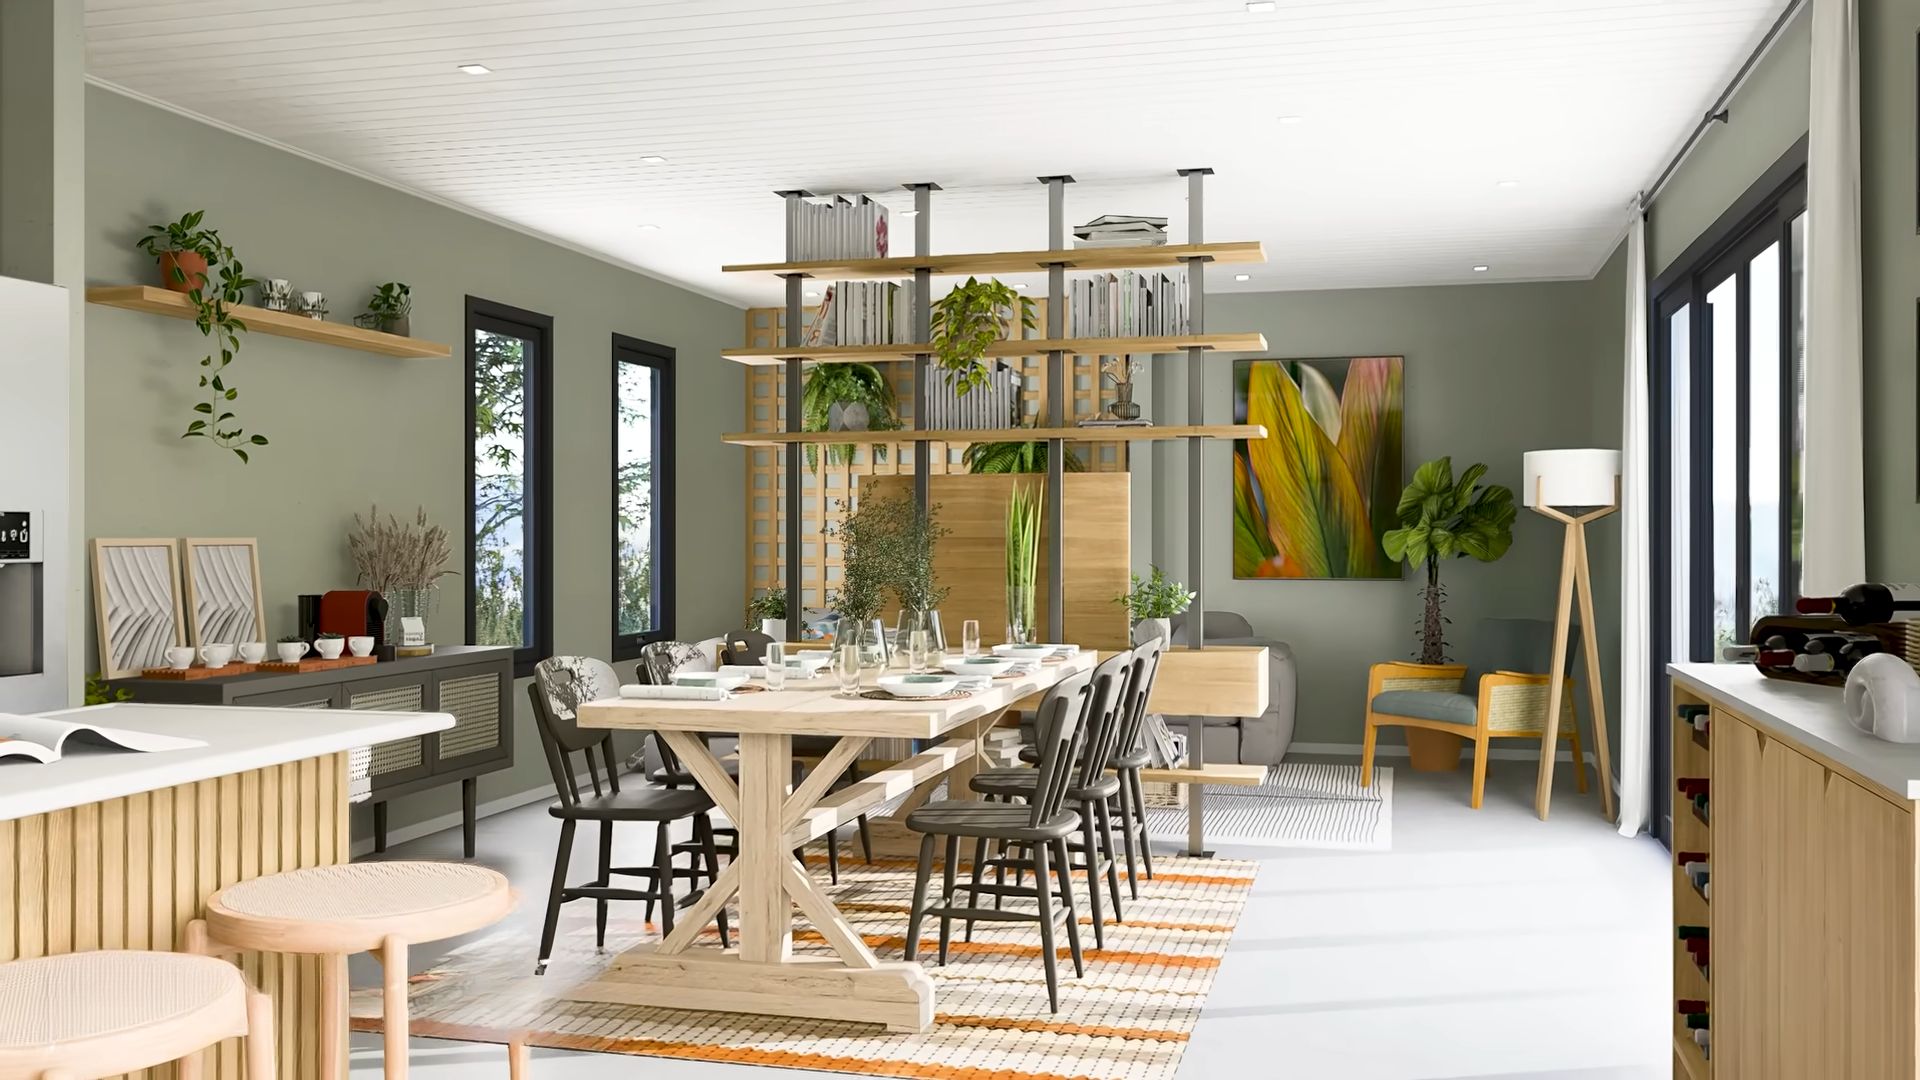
[1382,456,1516,664]
[801,362,900,472]
[354,282,412,336]
[347,506,456,644]
[930,276,1034,395]
[1005,478,1043,643]
[135,212,268,463]
[1115,564,1195,645]
[746,587,788,641]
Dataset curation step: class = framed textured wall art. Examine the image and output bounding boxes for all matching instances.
[90,538,187,678]
[1232,356,1405,580]
[183,537,266,646]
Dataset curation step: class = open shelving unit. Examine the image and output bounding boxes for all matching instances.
[87,285,451,360]
[721,330,1267,366]
[721,240,1264,279]
[722,424,1265,447]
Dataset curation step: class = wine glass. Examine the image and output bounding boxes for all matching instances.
[833,644,862,697]
[962,619,982,659]
[763,641,786,691]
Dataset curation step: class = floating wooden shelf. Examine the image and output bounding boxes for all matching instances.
[87,285,451,359]
[720,331,1268,366]
[722,241,1267,280]
[722,424,1266,447]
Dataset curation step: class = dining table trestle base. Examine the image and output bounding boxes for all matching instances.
[570,946,937,1033]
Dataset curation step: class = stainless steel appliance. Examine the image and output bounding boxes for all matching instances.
[0,276,71,712]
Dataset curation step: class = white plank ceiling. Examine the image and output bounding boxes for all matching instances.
[84,0,1789,306]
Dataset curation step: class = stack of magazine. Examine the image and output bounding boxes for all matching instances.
[804,281,915,347]
[1074,214,1167,248]
[1067,270,1188,337]
[794,195,891,261]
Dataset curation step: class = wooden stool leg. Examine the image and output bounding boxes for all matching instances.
[246,987,279,1080]
[1470,735,1490,810]
[321,952,347,1080]
[507,1039,530,1079]
[380,935,410,1080]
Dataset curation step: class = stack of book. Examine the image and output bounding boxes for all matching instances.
[804,281,915,347]
[1073,214,1167,248]
[1067,270,1188,337]
[793,195,890,261]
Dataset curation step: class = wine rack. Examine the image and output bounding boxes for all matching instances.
[1672,694,1713,1079]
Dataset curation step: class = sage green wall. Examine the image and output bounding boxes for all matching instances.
[1863,0,1920,584]
[82,86,744,838]
[1147,275,1622,757]
[1648,8,1810,276]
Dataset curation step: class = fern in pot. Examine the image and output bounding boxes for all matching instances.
[801,362,900,472]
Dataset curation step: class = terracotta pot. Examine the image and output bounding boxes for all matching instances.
[1405,727,1466,771]
[156,250,209,293]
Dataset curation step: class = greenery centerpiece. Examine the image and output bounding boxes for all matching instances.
[827,496,892,666]
[347,506,456,644]
[136,211,267,463]
[354,282,413,336]
[1115,564,1195,643]
[930,276,1034,395]
[1004,478,1044,643]
[1382,457,1516,664]
[801,362,900,472]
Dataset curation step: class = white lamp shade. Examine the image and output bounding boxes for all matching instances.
[1523,448,1622,508]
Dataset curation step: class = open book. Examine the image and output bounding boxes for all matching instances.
[0,712,205,764]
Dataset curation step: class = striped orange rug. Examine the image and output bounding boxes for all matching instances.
[351,850,1257,1080]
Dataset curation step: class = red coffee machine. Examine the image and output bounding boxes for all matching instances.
[314,590,388,648]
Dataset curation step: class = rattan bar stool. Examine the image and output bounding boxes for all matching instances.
[0,950,276,1080]
[193,861,524,1079]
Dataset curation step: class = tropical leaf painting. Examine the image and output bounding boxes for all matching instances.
[1232,357,1405,579]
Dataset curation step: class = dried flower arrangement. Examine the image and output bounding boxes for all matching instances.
[347,506,456,593]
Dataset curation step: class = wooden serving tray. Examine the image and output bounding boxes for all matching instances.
[255,655,379,674]
[140,662,263,680]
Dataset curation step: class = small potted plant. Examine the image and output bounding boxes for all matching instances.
[135,210,222,293]
[314,631,347,660]
[746,587,788,641]
[801,363,899,472]
[355,282,412,336]
[1116,564,1195,645]
[275,635,308,664]
[930,276,1034,396]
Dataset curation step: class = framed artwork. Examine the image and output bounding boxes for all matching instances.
[183,537,265,646]
[91,538,186,679]
[1232,356,1405,579]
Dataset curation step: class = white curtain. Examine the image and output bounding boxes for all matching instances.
[1803,0,1867,594]
[1618,202,1651,838]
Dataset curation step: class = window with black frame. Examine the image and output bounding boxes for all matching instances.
[1649,144,1806,837]
[466,297,553,675]
[613,334,674,658]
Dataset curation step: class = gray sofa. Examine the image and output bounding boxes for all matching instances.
[1157,611,1297,766]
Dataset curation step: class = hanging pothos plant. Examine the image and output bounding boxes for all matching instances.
[137,212,267,463]
[929,276,1033,395]
[800,361,900,472]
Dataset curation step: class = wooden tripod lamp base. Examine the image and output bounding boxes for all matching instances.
[1523,449,1621,823]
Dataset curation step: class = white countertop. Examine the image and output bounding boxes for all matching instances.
[1669,662,1920,801]
[0,702,452,821]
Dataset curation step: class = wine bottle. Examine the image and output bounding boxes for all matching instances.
[1677,999,1707,1013]
[1796,583,1920,626]
[1721,644,1760,663]
[1684,1013,1710,1030]
[1676,924,1708,940]
[1794,652,1836,674]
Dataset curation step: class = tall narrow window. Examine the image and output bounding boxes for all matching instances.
[466,298,552,675]
[613,334,674,658]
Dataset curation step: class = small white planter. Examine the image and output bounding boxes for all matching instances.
[760,618,787,641]
[1133,617,1171,646]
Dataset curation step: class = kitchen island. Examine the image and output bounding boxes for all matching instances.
[0,701,451,1080]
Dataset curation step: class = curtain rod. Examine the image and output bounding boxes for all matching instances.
[1644,0,1809,205]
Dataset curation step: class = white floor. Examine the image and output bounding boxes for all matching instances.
[350,753,1670,1080]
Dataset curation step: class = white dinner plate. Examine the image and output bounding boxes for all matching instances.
[876,674,960,699]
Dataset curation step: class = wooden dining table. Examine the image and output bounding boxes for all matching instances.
[565,650,1097,1033]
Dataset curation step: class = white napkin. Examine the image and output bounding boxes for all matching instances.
[718,664,767,679]
[953,676,994,692]
[619,684,729,701]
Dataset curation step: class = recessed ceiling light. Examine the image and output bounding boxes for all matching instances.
[1495,179,1521,189]
[805,290,819,298]
[1235,274,1251,282]
[1472,265,1490,272]
[1014,283,1028,290]
[457,63,492,75]
[898,209,919,216]
[637,223,661,231]
[640,155,668,164]
[1246,1,1277,12]
[1277,115,1306,125]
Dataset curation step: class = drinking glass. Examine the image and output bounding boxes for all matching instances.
[833,644,863,696]
[763,641,786,691]
[962,620,982,658]
[909,629,932,673]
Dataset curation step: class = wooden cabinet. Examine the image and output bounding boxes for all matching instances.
[1695,700,1917,1079]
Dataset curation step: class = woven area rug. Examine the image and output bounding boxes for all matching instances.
[350,851,1256,1080]
[1144,762,1392,851]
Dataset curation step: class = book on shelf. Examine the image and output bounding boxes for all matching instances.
[795,194,891,262]
[804,280,917,347]
[1078,417,1156,427]
[1074,213,1168,248]
[1065,269,1188,338]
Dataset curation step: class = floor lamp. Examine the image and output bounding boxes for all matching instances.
[1523,448,1620,823]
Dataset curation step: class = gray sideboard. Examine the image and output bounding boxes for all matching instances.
[111,646,514,857]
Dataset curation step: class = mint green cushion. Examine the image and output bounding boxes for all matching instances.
[1371,690,1477,726]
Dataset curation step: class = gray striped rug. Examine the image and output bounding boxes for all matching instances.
[1144,762,1392,851]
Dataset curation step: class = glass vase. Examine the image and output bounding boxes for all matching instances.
[1005,584,1036,644]
[383,586,436,645]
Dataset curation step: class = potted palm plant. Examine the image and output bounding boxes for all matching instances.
[930,277,1034,395]
[801,362,900,472]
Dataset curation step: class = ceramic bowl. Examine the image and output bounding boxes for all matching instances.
[670,670,749,691]
[778,652,833,675]
[946,655,1016,677]
[877,673,960,699]
[992,644,1056,662]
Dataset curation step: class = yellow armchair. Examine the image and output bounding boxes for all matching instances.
[1362,661,1585,809]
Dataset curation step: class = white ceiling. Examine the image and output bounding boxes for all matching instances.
[84,0,1788,307]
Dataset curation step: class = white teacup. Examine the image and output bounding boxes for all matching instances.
[313,637,346,660]
[347,635,375,658]
[199,643,235,669]
[165,646,194,670]
[237,641,267,664]
[276,641,308,664]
